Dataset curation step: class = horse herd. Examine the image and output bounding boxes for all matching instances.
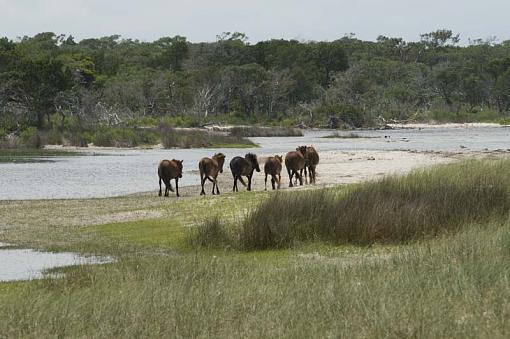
[158,146,320,197]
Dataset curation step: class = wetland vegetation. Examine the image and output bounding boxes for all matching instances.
[1,159,510,337]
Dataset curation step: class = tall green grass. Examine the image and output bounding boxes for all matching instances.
[194,159,510,249]
[1,223,510,337]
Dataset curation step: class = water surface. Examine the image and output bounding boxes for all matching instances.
[1,126,509,200]
[0,245,111,282]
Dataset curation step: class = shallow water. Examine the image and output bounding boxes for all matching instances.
[1,126,509,200]
[0,245,111,282]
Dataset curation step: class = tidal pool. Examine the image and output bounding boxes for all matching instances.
[0,244,112,282]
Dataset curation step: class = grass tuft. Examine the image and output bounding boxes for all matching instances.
[188,216,234,249]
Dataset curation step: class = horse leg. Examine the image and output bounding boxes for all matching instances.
[233,176,237,192]
[271,175,276,190]
[247,175,252,191]
[200,175,206,195]
[211,178,216,195]
[164,183,169,197]
[175,178,180,197]
[288,168,293,187]
[298,169,303,186]
[264,173,268,190]
[311,166,316,184]
[159,177,162,196]
[215,176,220,195]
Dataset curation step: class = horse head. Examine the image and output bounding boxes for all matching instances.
[296,146,307,157]
[175,159,184,178]
[214,153,226,173]
[246,153,260,172]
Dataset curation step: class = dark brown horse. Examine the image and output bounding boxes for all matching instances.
[264,155,283,190]
[297,145,319,184]
[284,151,305,187]
[158,159,183,197]
[230,153,260,192]
[198,153,226,195]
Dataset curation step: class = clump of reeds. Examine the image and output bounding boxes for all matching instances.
[229,126,303,137]
[160,125,255,148]
[188,216,234,249]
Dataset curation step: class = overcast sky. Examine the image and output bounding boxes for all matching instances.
[1,0,509,44]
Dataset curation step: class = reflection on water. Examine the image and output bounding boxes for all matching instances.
[0,126,509,200]
[0,245,112,282]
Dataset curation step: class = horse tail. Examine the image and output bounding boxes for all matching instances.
[238,177,247,187]
[199,160,205,176]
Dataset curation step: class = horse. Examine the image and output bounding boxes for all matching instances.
[198,153,226,195]
[297,145,319,184]
[284,151,305,187]
[158,159,183,197]
[230,153,260,192]
[264,155,283,190]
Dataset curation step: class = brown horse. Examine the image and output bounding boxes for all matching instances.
[284,151,305,187]
[297,145,319,184]
[230,153,261,192]
[198,153,226,195]
[158,159,183,197]
[264,155,283,190]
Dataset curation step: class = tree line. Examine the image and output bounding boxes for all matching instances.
[1,30,510,137]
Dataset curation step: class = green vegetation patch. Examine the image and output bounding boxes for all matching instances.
[0,148,82,163]
[192,159,510,249]
[1,223,510,337]
[85,219,186,249]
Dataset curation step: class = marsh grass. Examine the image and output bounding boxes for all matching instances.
[229,126,303,137]
[0,148,81,162]
[202,159,510,249]
[160,126,256,148]
[187,216,235,249]
[92,127,159,147]
[1,223,510,338]
[321,131,378,139]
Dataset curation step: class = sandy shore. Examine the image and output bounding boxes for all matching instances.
[212,148,510,192]
[202,150,453,193]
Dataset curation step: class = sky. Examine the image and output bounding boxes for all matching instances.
[1,0,509,44]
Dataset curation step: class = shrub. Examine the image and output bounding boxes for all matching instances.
[93,128,139,147]
[91,127,158,147]
[46,129,63,145]
[20,127,43,148]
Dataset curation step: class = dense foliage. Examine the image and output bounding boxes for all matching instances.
[1,30,510,138]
